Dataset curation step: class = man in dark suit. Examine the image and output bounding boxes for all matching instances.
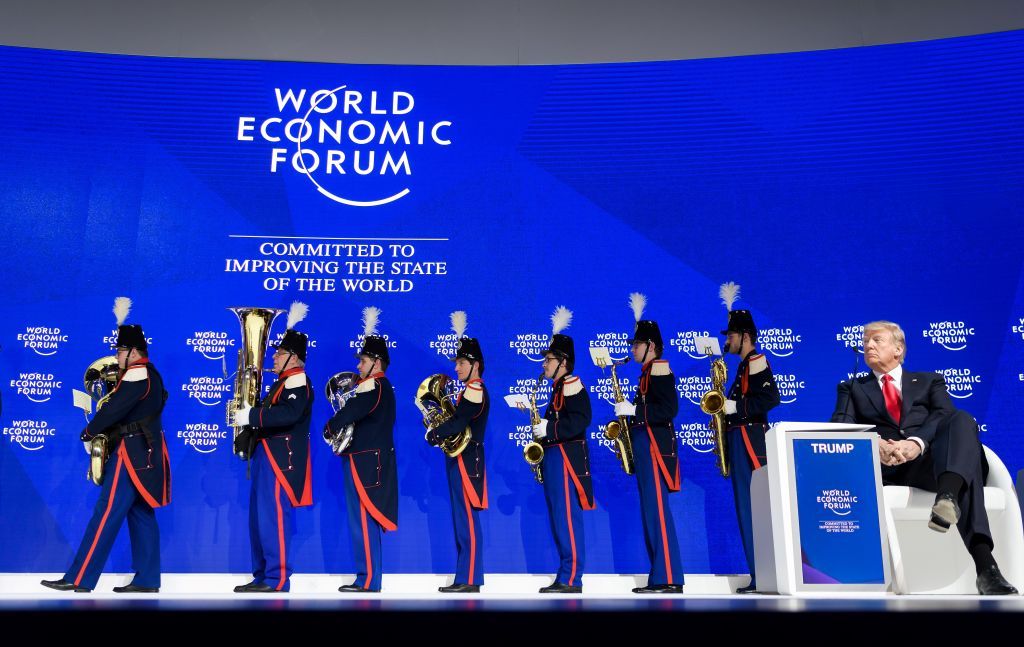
[831,320,1017,595]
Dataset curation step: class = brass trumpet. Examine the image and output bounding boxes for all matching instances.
[700,355,730,478]
[523,372,545,484]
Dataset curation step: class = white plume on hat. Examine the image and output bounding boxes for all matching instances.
[286,301,309,329]
[629,292,646,322]
[719,282,740,312]
[362,306,381,337]
[551,306,573,335]
[113,297,132,326]
[450,310,468,338]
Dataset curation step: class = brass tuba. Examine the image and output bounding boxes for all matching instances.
[700,356,730,477]
[597,358,635,476]
[415,373,471,458]
[80,356,121,485]
[522,372,545,484]
[325,371,360,454]
[226,306,284,459]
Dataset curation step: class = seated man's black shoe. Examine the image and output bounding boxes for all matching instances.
[735,583,757,594]
[539,582,582,594]
[40,579,90,593]
[339,584,379,593]
[113,584,159,593]
[929,492,961,533]
[439,583,480,593]
[977,565,1019,595]
[632,584,684,594]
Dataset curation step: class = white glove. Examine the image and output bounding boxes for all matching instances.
[614,401,636,417]
[532,420,548,439]
[232,405,253,427]
[724,399,737,416]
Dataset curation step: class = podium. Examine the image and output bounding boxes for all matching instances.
[752,422,891,594]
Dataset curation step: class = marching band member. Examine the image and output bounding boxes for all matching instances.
[325,306,398,593]
[231,301,314,593]
[42,297,170,594]
[614,293,684,593]
[717,283,779,594]
[426,311,489,593]
[531,306,594,593]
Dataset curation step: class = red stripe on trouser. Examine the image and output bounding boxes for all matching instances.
[563,461,578,587]
[463,485,476,585]
[360,504,373,590]
[75,453,124,587]
[650,445,673,585]
[740,426,763,470]
[274,479,287,591]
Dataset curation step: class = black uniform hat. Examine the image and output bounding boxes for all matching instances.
[112,297,148,350]
[449,310,484,373]
[356,306,390,364]
[719,282,757,340]
[545,306,575,371]
[274,301,310,362]
[626,292,663,350]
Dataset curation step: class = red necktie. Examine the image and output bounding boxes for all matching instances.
[882,374,902,425]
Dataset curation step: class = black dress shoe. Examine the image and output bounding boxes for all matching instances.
[438,583,480,593]
[632,584,684,594]
[977,565,1019,595]
[113,584,159,593]
[929,492,961,532]
[40,579,91,593]
[339,584,380,593]
[539,582,582,594]
[236,582,278,593]
[735,583,757,594]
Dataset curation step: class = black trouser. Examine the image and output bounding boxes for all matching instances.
[882,410,992,549]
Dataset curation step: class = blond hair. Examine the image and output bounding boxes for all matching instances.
[863,320,906,364]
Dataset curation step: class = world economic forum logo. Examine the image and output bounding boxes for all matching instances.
[508,331,550,363]
[817,488,859,516]
[237,86,453,207]
[9,372,62,403]
[17,326,69,356]
[758,327,802,357]
[670,330,715,359]
[923,321,975,351]
[835,323,864,353]
[677,374,713,406]
[775,373,806,405]
[2,419,56,451]
[182,376,230,407]
[936,368,980,399]
[677,420,715,454]
[186,330,235,361]
[177,422,228,454]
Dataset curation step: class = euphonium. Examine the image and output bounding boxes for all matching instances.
[600,358,635,476]
[226,306,284,459]
[415,373,471,458]
[325,371,360,454]
[523,372,545,484]
[700,356,730,477]
[81,356,121,485]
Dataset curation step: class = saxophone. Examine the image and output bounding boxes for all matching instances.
[523,372,545,484]
[700,356,730,477]
[226,306,284,459]
[600,359,635,476]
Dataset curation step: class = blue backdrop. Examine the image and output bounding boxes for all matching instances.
[1,29,1023,576]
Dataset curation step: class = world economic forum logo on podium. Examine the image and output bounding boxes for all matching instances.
[237,86,453,207]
